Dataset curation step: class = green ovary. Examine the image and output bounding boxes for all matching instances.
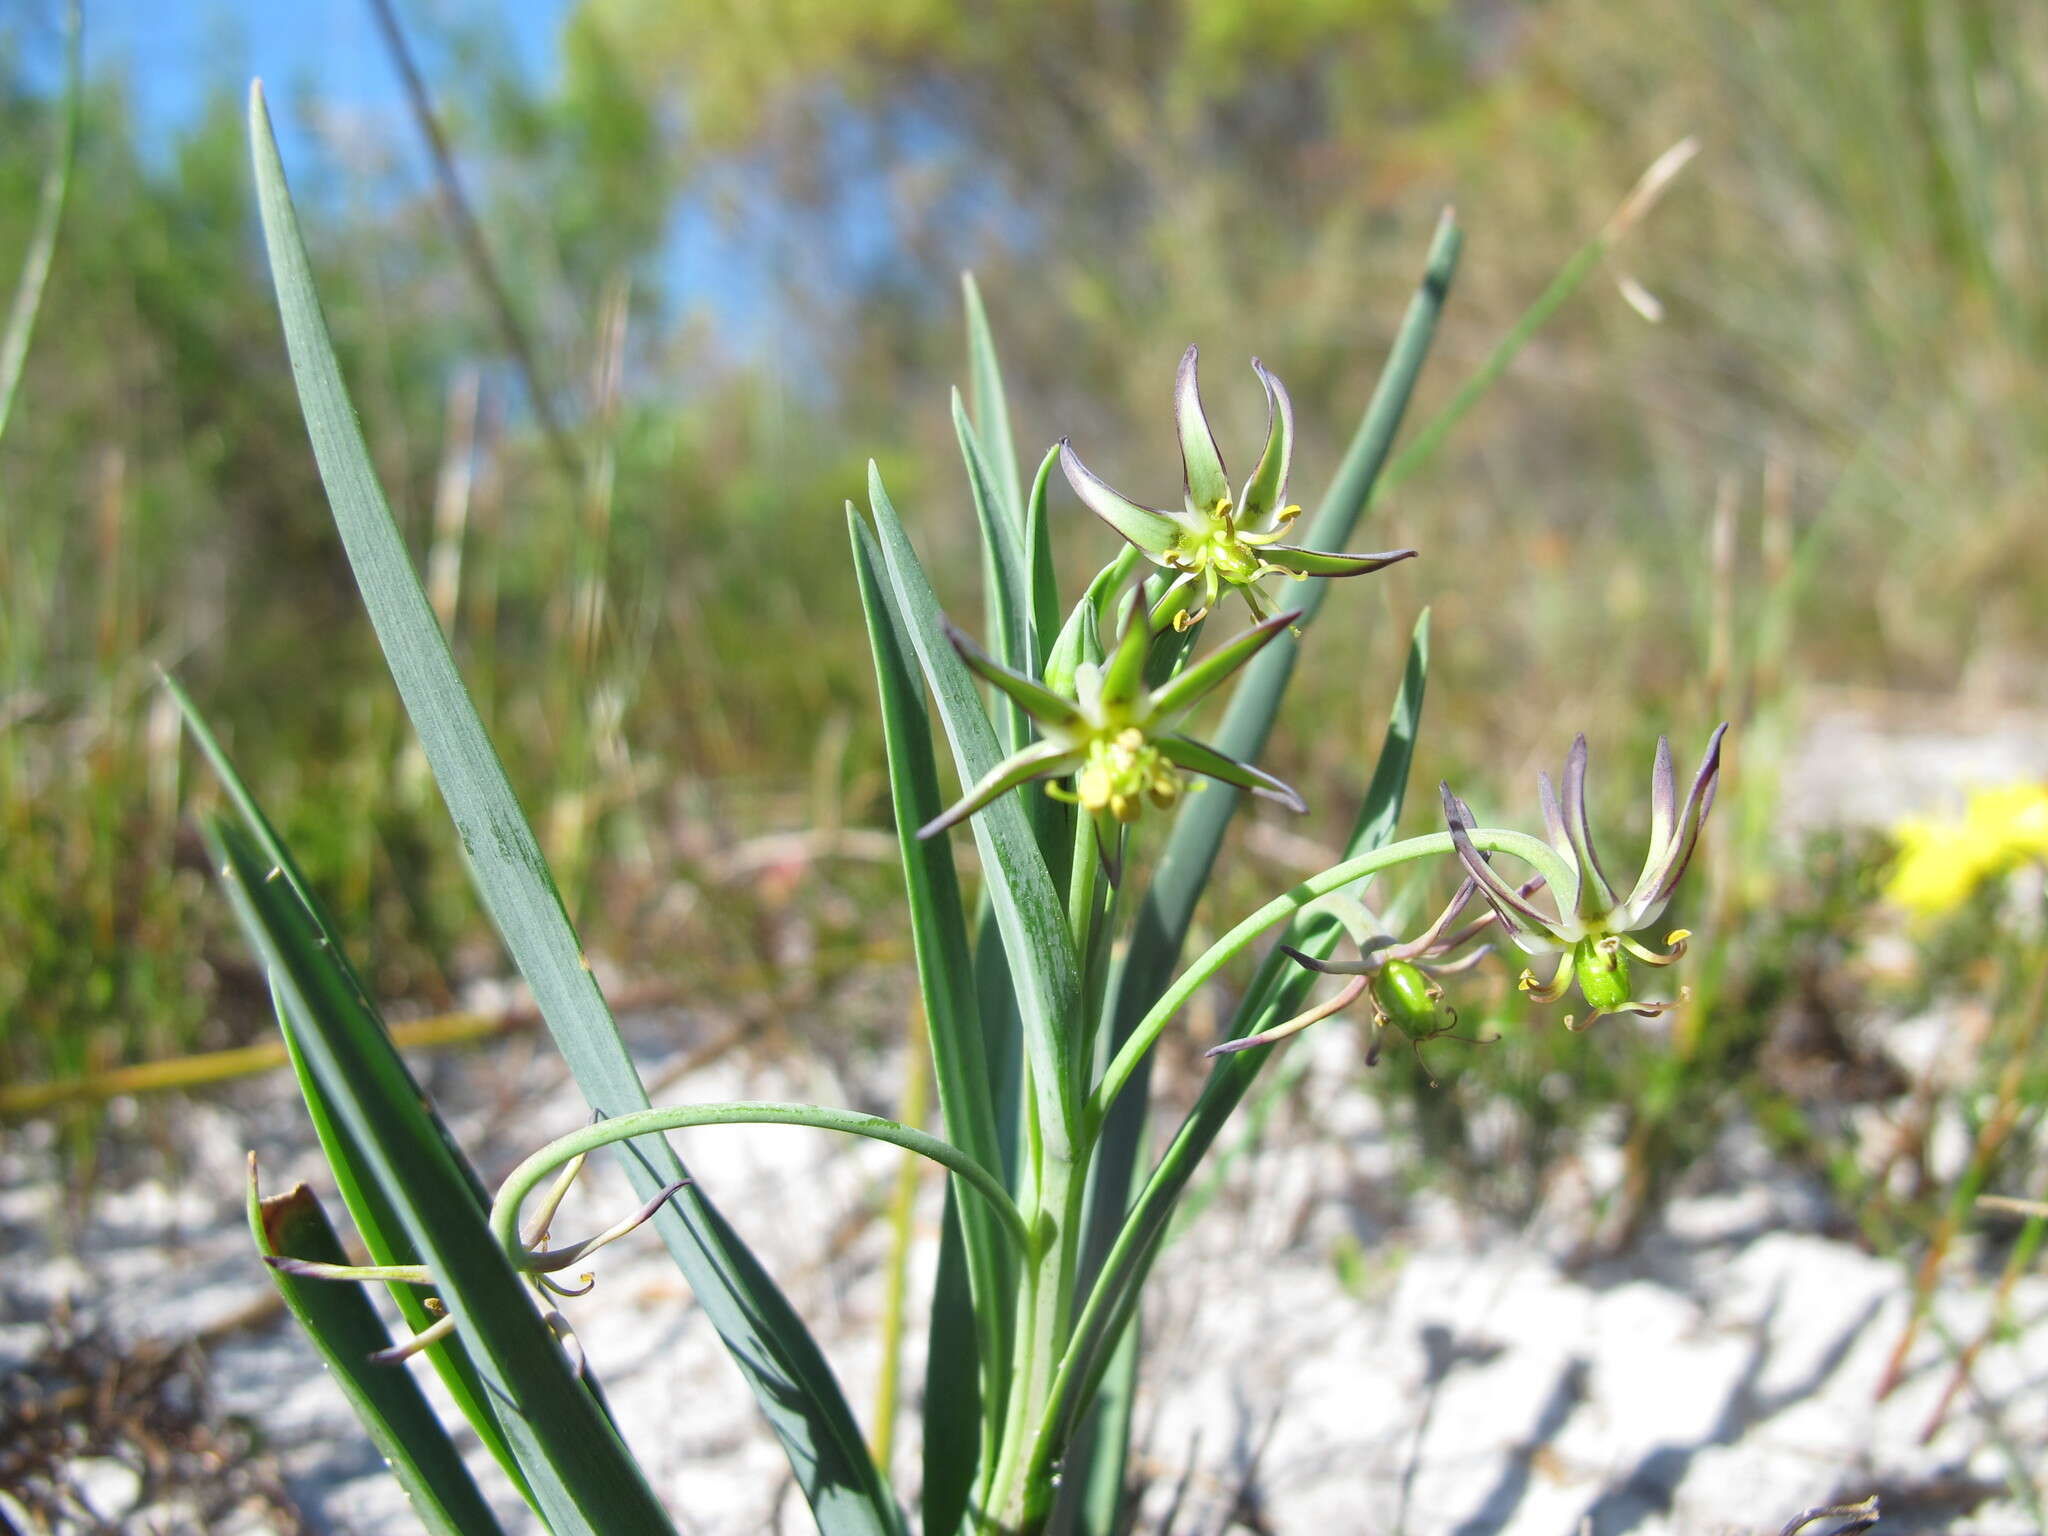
[1172,524,1264,590]
[1571,935,1633,1013]
[1371,959,1444,1038]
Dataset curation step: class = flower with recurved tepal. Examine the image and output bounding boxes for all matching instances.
[1442,726,1727,1028]
[1060,347,1415,630]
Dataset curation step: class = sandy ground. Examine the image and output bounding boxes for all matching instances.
[3,990,2043,1536]
[5,695,2048,1534]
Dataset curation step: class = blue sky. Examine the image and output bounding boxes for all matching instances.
[72,0,561,163]
[32,0,814,355]
[8,0,961,376]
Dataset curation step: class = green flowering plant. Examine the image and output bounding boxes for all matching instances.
[1442,727,1728,1027]
[1061,347,1416,629]
[920,604,1304,841]
[189,91,1722,1536]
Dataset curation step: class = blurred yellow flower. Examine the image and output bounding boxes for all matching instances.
[1886,782,2048,916]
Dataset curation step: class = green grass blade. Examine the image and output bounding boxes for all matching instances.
[212,820,674,1535]
[246,84,900,1536]
[849,512,1013,1421]
[865,463,1082,1154]
[0,0,79,449]
[961,271,1022,529]
[1045,612,1432,1471]
[248,1165,509,1536]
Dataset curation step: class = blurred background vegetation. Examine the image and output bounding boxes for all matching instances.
[4,0,2046,1267]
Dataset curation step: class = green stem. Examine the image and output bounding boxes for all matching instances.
[0,0,78,450]
[1085,827,1570,1136]
[489,1103,1030,1256]
[983,1148,1086,1533]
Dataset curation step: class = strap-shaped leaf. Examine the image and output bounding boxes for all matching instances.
[955,387,1036,755]
[1046,1317,1139,1536]
[849,514,1014,1422]
[171,676,532,1496]
[246,83,899,1536]
[248,1165,508,1536]
[921,1191,985,1536]
[865,464,1083,1154]
[961,271,1023,530]
[213,820,674,1535]
[274,991,535,1495]
[1023,446,1064,681]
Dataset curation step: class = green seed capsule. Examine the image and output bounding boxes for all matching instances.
[1571,936,1633,1014]
[1372,959,1445,1039]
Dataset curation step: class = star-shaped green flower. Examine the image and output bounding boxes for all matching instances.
[1441,726,1728,1028]
[1060,347,1416,630]
[918,603,1306,841]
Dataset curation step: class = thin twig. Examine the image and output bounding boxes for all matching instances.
[0,0,81,448]
[363,0,585,492]
[1777,1494,1879,1536]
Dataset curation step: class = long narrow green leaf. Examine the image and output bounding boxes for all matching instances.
[849,511,1014,1497]
[961,271,1023,529]
[246,83,899,1536]
[248,1165,508,1536]
[1045,611,1432,1471]
[167,676,487,1205]
[1022,445,1065,682]
[0,0,79,448]
[274,985,535,1497]
[171,676,532,1496]
[865,464,1083,1154]
[921,1190,984,1536]
[955,390,1037,755]
[213,820,674,1535]
[1049,1317,1139,1536]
